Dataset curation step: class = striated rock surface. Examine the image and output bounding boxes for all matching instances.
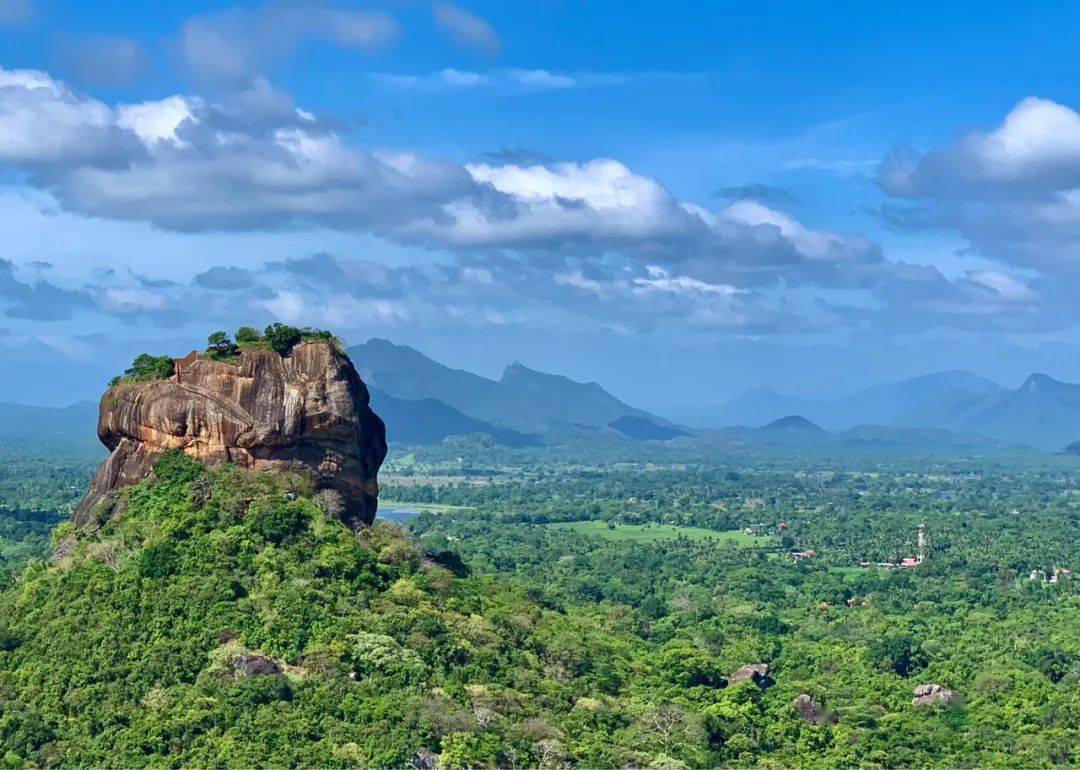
[74,340,386,529]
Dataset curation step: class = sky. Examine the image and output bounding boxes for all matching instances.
[2,0,1080,420]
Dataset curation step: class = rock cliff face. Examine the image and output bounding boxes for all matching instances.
[74,341,386,529]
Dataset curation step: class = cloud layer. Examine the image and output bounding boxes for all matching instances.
[0,65,1072,354]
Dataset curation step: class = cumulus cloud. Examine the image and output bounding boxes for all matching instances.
[0,64,1066,341]
[180,2,400,86]
[881,97,1080,196]
[0,67,479,232]
[432,2,500,55]
[0,66,888,298]
[878,96,1080,281]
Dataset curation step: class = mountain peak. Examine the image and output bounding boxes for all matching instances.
[1021,372,1061,391]
[349,340,669,433]
[763,415,828,435]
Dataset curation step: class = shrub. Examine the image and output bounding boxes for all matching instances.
[152,451,206,485]
[263,323,304,355]
[120,353,174,382]
[248,497,309,544]
[263,323,340,355]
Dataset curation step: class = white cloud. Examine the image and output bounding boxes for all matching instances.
[116,96,195,145]
[971,97,1080,181]
[878,96,1080,282]
[432,2,500,55]
[0,63,1055,339]
[634,265,740,296]
[256,289,305,323]
[373,68,591,92]
[100,287,169,313]
[966,270,1037,302]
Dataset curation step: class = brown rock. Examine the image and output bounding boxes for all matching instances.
[912,683,960,707]
[74,340,386,529]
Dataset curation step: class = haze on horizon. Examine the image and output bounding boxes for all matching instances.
[1,0,1079,421]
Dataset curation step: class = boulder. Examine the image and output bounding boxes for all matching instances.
[230,654,282,677]
[408,748,440,770]
[912,683,960,707]
[792,694,835,725]
[727,663,774,688]
[74,340,386,529]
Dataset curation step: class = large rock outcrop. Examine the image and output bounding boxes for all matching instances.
[74,340,386,529]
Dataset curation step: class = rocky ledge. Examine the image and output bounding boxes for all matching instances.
[74,340,386,529]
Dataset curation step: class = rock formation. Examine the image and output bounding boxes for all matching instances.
[727,663,774,689]
[74,340,386,529]
[792,694,835,726]
[229,654,283,678]
[912,683,960,707]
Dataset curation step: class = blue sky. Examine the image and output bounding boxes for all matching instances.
[2,0,1080,420]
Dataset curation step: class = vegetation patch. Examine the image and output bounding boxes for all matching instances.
[546,520,774,545]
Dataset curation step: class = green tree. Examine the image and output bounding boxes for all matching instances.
[263,323,304,354]
[235,326,262,344]
[121,353,174,382]
[207,331,232,353]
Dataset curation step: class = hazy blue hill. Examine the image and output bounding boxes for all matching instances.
[714,387,814,427]
[368,388,537,447]
[960,373,1080,451]
[499,361,663,429]
[349,339,668,432]
[608,415,689,441]
[350,338,503,418]
[840,370,1004,428]
[716,371,1004,431]
[0,401,98,443]
[837,424,1017,451]
[759,415,830,440]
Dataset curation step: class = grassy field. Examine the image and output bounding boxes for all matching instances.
[378,500,475,513]
[545,520,774,545]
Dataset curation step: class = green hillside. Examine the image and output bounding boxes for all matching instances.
[0,453,708,768]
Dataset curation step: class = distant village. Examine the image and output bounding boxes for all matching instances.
[766,521,1073,581]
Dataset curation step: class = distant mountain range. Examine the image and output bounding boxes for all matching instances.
[962,374,1080,451]
[368,388,537,448]
[716,370,1080,451]
[718,370,1004,430]
[0,401,98,441]
[3,340,1080,453]
[349,339,673,437]
[696,415,1019,453]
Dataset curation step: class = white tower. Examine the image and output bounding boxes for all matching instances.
[917,523,927,564]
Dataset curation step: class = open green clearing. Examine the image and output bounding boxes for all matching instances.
[377,500,474,513]
[828,565,875,574]
[545,520,773,545]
